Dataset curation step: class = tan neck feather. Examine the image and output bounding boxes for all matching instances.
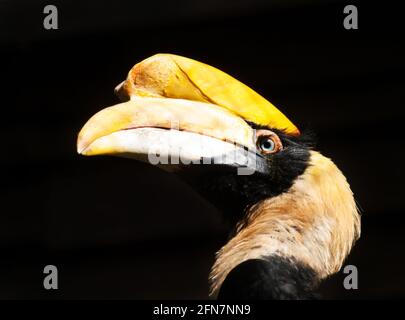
[209,151,361,297]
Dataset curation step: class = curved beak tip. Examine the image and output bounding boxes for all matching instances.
[76,135,87,155]
[77,143,84,155]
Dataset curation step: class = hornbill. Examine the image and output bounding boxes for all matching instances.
[77,54,361,299]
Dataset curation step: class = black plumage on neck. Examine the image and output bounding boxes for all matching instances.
[217,255,320,300]
[186,128,316,227]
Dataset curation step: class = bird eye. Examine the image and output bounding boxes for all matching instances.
[256,130,283,154]
[260,138,275,152]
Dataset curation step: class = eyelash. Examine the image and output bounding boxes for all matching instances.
[256,131,283,154]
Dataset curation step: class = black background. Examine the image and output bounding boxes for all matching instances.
[0,0,404,299]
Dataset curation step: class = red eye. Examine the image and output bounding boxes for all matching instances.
[256,130,283,154]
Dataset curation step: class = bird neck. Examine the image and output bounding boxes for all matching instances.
[209,151,360,297]
[217,256,319,299]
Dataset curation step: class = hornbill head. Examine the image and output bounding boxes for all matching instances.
[77,54,360,299]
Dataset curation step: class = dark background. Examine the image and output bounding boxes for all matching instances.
[0,0,404,299]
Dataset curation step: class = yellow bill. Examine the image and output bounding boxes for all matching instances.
[115,54,299,136]
[77,97,255,156]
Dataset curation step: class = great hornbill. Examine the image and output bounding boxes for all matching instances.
[77,54,360,299]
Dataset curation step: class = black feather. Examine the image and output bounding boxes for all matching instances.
[218,256,320,300]
[191,128,316,226]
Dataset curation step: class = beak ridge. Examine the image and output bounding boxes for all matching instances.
[77,97,256,157]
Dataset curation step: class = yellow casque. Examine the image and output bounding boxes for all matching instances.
[116,54,299,136]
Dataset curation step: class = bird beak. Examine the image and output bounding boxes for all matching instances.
[77,97,264,174]
[77,54,298,175]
